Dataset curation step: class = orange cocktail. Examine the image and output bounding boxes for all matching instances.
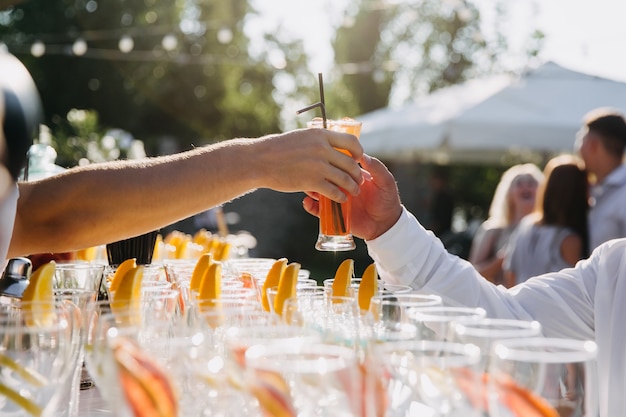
[307,118,362,251]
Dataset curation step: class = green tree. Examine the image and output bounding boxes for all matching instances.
[0,0,288,154]
[326,0,544,116]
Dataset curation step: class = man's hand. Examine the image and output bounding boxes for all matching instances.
[303,154,403,241]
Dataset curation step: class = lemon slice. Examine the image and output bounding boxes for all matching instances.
[111,265,144,317]
[21,261,56,327]
[109,258,137,293]
[0,353,48,387]
[273,263,300,316]
[0,382,43,417]
[358,263,378,312]
[198,262,222,303]
[214,240,231,262]
[261,258,288,312]
[331,259,354,297]
[189,253,213,294]
[193,228,210,246]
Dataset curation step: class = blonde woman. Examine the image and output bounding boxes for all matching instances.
[468,163,544,284]
[503,155,589,287]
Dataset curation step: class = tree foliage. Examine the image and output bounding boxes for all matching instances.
[328,0,543,116]
[0,0,290,154]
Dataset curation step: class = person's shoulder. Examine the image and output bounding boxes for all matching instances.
[606,164,626,186]
[478,218,504,232]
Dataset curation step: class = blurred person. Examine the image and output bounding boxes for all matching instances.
[575,108,626,250]
[467,163,544,284]
[0,52,364,265]
[503,155,589,287]
[303,154,626,416]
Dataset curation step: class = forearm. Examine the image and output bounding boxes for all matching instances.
[10,139,260,256]
[8,126,363,257]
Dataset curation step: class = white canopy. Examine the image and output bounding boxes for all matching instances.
[359,62,626,164]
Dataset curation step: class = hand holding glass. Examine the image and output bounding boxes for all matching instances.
[307,118,362,251]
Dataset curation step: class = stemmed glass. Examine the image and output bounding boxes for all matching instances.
[0,301,77,417]
[368,294,443,342]
[488,337,598,417]
[245,343,362,416]
[376,340,483,417]
[407,306,487,341]
[84,308,179,417]
[282,294,363,351]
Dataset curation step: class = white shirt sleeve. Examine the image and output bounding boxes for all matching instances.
[366,206,595,340]
[367,208,626,415]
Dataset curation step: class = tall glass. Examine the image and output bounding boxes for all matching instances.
[307,118,362,251]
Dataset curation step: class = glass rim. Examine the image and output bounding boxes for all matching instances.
[370,293,442,305]
[306,118,363,127]
[378,339,482,362]
[407,306,487,321]
[491,337,597,362]
[452,318,542,338]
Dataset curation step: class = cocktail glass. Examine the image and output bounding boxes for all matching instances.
[307,118,362,251]
[245,343,362,416]
[84,310,178,417]
[0,301,77,417]
[407,306,487,341]
[488,337,598,417]
[368,293,443,342]
[377,340,483,416]
[53,262,104,398]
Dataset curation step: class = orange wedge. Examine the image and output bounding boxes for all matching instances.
[22,261,55,303]
[113,337,179,417]
[193,228,211,246]
[198,262,222,303]
[22,261,56,327]
[111,265,144,317]
[248,369,296,417]
[261,258,288,312]
[109,258,137,293]
[273,263,300,316]
[358,263,378,311]
[189,253,213,294]
[331,259,354,297]
[214,240,231,262]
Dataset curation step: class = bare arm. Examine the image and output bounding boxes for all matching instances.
[9,128,363,256]
[560,233,583,266]
[468,226,503,282]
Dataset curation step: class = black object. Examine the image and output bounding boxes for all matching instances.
[0,52,43,180]
[0,256,32,299]
[106,230,159,266]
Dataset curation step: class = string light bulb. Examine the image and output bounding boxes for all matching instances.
[161,34,178,51]
[118,35,134,53]
[217,27,233,44]
[72,38,88,56]
[30,40,45,57]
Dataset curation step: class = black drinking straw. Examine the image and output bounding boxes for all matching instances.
[296,73,346,234]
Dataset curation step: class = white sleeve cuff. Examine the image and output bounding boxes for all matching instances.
[366,206,441,286]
